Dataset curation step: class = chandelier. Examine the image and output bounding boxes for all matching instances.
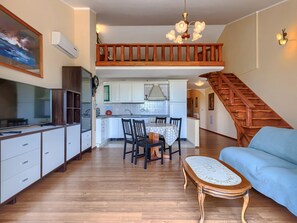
[166,0,205,44]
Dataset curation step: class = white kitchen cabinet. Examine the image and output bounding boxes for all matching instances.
[109,117,120,139]
[110,82,120,102]
[82,130,92,151]
[66,124,81,161]
[96,118,108,147]
[132,82,144,102]
[120,82,132,102]
[1,133,41,203]
[42,128,65,176]
[104,81,144,103]
[169,80,187,102]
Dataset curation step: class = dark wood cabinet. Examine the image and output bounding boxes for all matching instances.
[52,89,81,125]
[61,66,92,133]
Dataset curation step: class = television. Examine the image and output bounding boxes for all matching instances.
[0,78,52,129]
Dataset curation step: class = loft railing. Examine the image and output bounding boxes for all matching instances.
[96,43,224,66]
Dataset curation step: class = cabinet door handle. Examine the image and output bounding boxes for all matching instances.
[68,142,71,145]
[22,143,29,147]
[44,152,50,155]
[21,160,29,165]
[22,178,29,183]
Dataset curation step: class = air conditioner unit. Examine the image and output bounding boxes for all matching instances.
[51,31,79,58]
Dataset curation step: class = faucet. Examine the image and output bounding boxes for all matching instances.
[124,109,133,116]
[83,109,91,117]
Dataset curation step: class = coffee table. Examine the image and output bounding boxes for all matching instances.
[182,156,252,223]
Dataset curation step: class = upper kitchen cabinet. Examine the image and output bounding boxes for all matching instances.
[169,80,187,102]
[104,81,144,103]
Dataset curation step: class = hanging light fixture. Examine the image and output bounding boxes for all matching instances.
[166,0,205,44]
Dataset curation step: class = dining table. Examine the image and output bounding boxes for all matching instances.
[145,123,178,158]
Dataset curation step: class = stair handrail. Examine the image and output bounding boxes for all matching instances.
[218,72,255,109]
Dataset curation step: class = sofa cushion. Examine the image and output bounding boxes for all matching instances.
[219,147,297,216]
[248,126,297,165]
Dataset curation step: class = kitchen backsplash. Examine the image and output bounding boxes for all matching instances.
[102,101,169,115]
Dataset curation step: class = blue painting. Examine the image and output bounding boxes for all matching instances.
[0,5,42,78]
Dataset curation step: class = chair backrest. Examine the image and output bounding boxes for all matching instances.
[155,117,167,124]
[170,117,182,138]
[121,118,134,141]
[133,119,147,142]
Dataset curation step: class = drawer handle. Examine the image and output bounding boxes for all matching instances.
[22,178,29,183]
[22,160,29,165]
[22,143,29,147]
[44,152,50,155]
[68,142,71,145]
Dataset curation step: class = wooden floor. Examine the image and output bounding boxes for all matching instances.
[0,129,296,222]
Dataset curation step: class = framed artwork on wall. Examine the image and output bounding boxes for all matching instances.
[0,5,43,78]
[208,93,214,110]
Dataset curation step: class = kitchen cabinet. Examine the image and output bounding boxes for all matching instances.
[104,81,144,103]
[109,118,124,139]
[110,82,120,102]
[96,118,109,147]
[132,82,144,102]
[82,130,92,152]
[66,124,81,161]
[42,128,65,176]
[1,133,41,203]
[120,82,132,102]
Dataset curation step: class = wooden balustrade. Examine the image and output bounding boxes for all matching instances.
[96,43,224,66]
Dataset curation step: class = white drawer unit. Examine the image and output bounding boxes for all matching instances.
[82,130,91,152]
[1,149,40,182]
[1,133,41,161]
[1,165,40,203]
[66,125,81,161]
[42,128,65,176]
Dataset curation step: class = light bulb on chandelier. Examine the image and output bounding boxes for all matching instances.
[166,0,205,44]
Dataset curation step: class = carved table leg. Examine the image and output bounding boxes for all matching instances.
[197,186,206,223]
[182,168,188,190]
[241,191,249,223]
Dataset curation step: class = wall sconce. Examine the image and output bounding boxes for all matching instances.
[276,29,288,45]
[96,24,102,44]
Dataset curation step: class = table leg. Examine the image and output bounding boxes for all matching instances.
[241,191,249,223]
[148,132,169,159]
[197,186,205,223]
[182,167,188,190]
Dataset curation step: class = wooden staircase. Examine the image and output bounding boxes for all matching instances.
[201,72,292,146]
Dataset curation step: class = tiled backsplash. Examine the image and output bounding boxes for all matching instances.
[102,101,169,115]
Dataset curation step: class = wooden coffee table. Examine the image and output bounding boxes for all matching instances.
[182,156,252,223]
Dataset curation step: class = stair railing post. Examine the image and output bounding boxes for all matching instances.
[246,108,252,126]
[229,89,234,105]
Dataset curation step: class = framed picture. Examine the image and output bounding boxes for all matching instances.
[0,5,43,78]
[195,97,198,108]
[208,93,214,110]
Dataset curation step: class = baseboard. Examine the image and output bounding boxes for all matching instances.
[200,128,237,141]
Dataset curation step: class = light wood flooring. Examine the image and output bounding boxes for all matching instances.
[0,129,296,222]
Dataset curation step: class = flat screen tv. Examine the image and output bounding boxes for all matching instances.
[0,78,52,129]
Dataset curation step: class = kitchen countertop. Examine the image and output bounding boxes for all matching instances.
[96,114,169,119]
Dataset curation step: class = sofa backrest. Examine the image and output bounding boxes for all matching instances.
[249,126,297,165]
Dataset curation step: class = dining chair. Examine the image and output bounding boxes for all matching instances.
[133,119,164,169]
[155,117,167,148]
[121,118,135,163]
[155,117,167,123]
[169,117,182,160]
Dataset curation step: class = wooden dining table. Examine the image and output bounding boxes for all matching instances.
[145,123,178,158]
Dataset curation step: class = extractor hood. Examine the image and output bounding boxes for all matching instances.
[147,84,166,101]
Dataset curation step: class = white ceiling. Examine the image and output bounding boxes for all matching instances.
[62,0,285,26]
[62,0,286,89]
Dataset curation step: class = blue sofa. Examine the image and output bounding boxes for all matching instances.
[219,126,297,216]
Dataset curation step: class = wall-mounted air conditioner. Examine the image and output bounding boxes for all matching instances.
[51,31,79,58]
